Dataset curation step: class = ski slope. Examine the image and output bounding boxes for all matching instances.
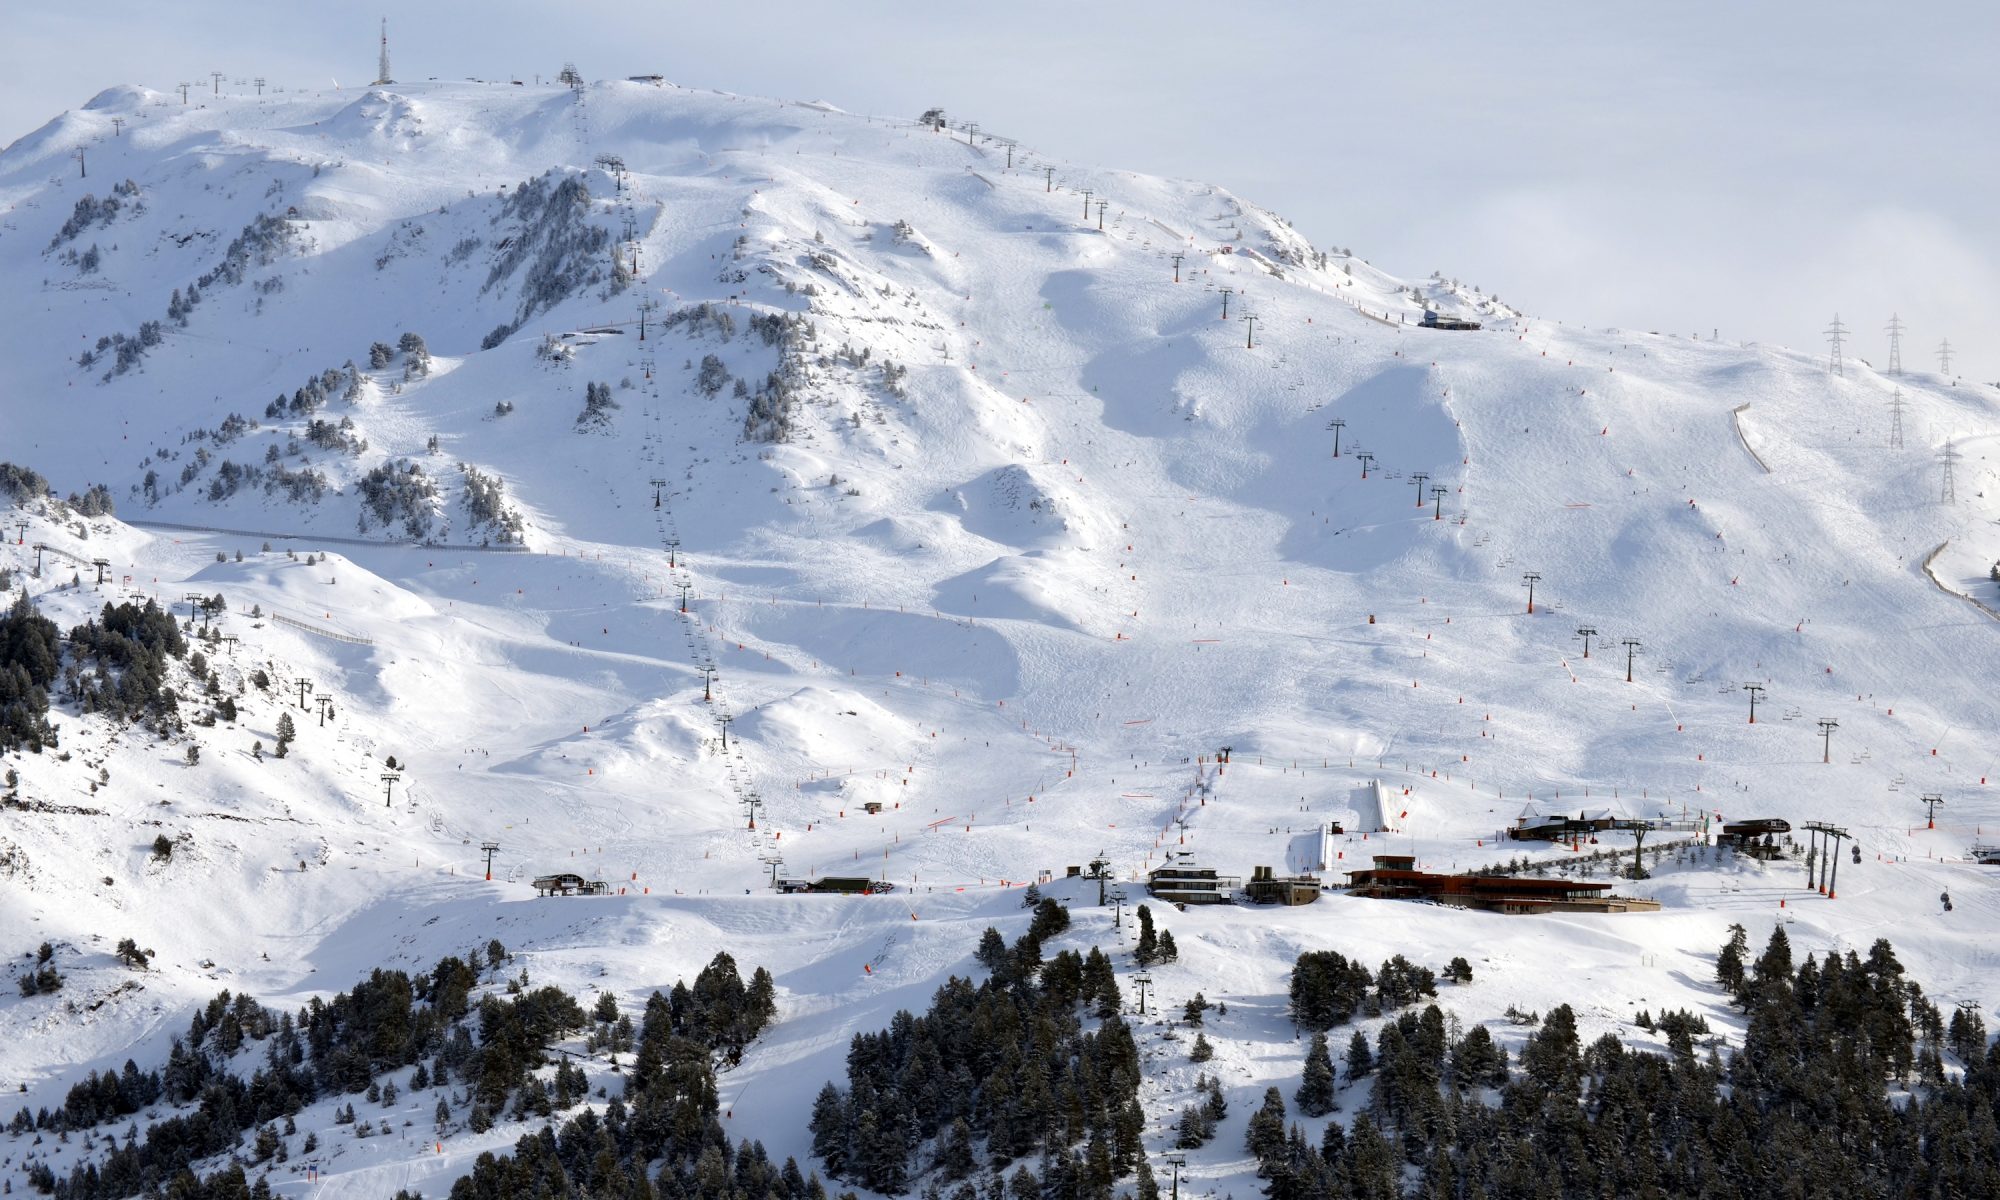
[3,74,1999,1196]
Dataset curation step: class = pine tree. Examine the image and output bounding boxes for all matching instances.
[808,1083,848,1177]
[1717,922,1749,1001]
[1189,1032,1214,1063]
[975,927,1007,970]
[1174,1106,1207,1150]
[1245,1086,1287,1162]
[937,1117,975,1181]
[1135,904,1158,965]
[1346,1029,1374,1080]
[1296,1031,1337,1116]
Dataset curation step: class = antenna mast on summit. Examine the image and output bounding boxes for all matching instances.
[373,18,393,86]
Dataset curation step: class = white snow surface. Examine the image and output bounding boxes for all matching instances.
[2,75,2000,1196]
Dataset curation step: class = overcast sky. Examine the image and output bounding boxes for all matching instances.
[6,1,1994,380]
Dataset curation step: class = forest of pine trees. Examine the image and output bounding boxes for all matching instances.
[809,899,1145,1196]
[1247,927,2000,1199]
[2,592,191,752]
[22,949,782,1200]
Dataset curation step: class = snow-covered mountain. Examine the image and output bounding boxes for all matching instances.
[3,75,1999,1198]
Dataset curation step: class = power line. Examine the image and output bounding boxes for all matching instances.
[1938,338,1955,377]
[1939,438,1960,504]
[1885,313,1905,376]
[1887,388,1907,450]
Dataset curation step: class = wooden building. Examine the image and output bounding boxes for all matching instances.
[1344,856,1659,914]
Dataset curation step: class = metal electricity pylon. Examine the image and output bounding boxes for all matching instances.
[1825,315,1848,377]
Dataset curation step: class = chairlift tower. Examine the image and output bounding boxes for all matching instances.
[1575,627,1597,658]
[1742,682,1765,724]
[1327,418,1345,458]
[481,841,500,881]
[1801,821,1849,897]
[1622,638,1642,683]
[1521,572,1540,615]
[1921,793,1944,830]
[1817,718,1838,764]
[380,772,402,808]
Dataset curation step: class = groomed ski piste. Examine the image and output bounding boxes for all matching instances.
[2,73,1998,1196]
